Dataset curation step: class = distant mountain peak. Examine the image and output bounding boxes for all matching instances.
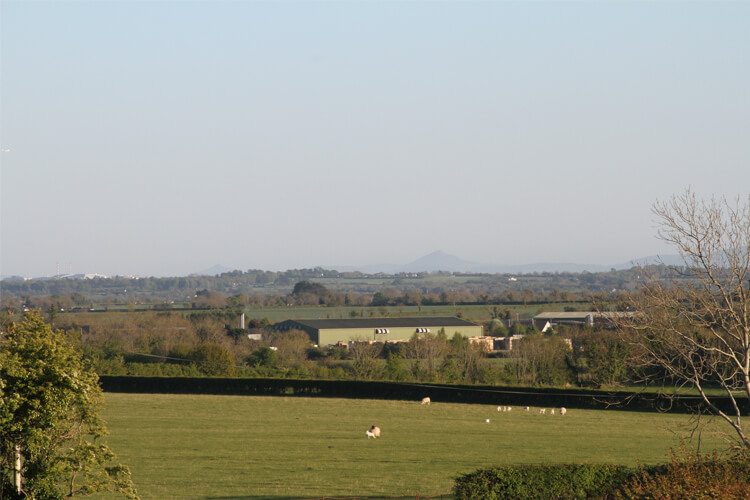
[403,251,477,272]
[323,252,683,275]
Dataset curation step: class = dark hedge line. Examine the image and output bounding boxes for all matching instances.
[98,376,748,414]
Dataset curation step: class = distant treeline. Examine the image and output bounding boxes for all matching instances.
[14,301,644,390]
[1,264,688,306]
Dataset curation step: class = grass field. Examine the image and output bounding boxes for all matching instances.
[91,393,740,500]
[238,303,569,323]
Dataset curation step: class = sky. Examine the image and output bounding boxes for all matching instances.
[1,1,748,278]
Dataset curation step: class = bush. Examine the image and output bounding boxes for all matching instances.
[453,464,630,500]
[618,446,750,499]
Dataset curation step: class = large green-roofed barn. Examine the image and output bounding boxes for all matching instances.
[273,317,483,346]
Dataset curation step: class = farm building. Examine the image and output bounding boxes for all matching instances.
[273,317,483,346]
[533,312,595,329]
[493,334,526,351]
[533,311,634,331]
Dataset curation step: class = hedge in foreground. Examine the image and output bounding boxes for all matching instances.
[620,448,750,499]
[454,450,750,500]
[452,463,630,500]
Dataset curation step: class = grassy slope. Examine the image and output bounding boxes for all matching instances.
[95,393,737,500]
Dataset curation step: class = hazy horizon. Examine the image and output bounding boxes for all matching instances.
[2,1,748,278]
[0,248,681,279]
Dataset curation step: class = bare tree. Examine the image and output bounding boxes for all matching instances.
[623,189,750,449]
[348,339,383,380]
[407,331,448,381]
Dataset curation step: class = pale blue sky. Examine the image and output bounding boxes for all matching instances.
[1,1,748,277]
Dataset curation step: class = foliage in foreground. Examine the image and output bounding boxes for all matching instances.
[620,446,750,500]
[617,190,750,450]
[0,311,138,499]
[452,463,630,499]
[453,447,750,500]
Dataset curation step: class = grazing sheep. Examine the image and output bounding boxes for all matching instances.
[507,407,512,412]
[366,425,381,439]
[539,408,546,415]
[497,406,502,412]
[550,409,555,415]
[524,406,530,412]
[421,397,431,405]
[560,407,567,416]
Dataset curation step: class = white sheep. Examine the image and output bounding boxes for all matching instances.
[560,407,567,416]
[539,408,546,415]
[421,397,431,405]
[366,425,381,439]
[497,406,502,412]
[524,406,530,412]
[507,407,512,412]
[550,409,555,415]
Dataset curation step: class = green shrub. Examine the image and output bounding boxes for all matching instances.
[453,463,630,499]
[618,446,750,499]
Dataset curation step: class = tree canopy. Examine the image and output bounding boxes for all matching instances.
[0,311,138,499]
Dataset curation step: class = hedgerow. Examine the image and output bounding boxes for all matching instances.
[453,449,750,500]
[452,463,630,499]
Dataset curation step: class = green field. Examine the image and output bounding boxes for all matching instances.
[93,393,739,500]
[239,303,569,323]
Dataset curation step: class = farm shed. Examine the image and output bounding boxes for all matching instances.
[533,312,595,329]
[273,317,483,346]
[533,311,634,331]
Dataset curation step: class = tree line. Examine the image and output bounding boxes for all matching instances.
[1,280,619,317]
[1,265,688,305]
[26,303,631,390]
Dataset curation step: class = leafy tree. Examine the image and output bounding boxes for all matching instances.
[566,330,631,387]
[0,311,138,499]
[384,352,409,381]
[246,346,277,368]
[487,318,508,336]
[191,343,236,377]
[289,281,342,306]
[270,330,312,367]
[508,322,526,336]
[618,190,750,449]
[446,334,485,383]
[510,335,573,386]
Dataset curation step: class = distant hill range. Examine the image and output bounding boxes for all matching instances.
[2,252,683,281]
[322,250,684,275]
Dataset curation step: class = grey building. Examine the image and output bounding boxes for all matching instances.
[273,316,483,346]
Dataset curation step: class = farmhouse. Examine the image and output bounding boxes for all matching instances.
[273,316,483,346]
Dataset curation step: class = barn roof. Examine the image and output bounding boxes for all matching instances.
[282,316,479,330]
[533,312,594,320]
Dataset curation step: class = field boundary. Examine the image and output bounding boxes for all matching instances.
[98,376,749,414]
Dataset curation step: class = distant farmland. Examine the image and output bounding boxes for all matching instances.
[93,394,737,499]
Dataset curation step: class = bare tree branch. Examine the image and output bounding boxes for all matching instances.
[621,189,750,450]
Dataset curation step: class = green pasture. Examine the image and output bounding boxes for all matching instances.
[59,302,584,325]
[94,394,739,500]
[239,303,571,323]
